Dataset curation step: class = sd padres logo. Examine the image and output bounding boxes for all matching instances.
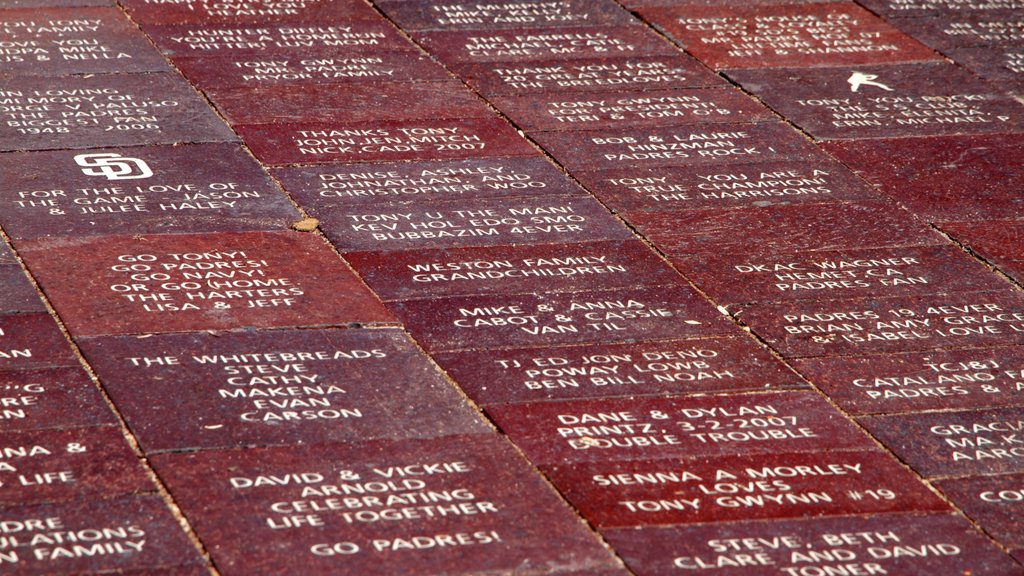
[74,153,153,180]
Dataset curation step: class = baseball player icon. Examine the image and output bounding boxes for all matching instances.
[847,71,894,93]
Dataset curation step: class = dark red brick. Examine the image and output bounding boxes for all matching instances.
[896,10,1024,51]
[0,426,152,505]
[626,0,836,5]
[120,0,381,25]
[574,158,878,214]
[306,196,631,253]
[676,245,1006,307]
[151,435,624,576]
[940,45,1024,93]
[210,81,488,125]
[604,513,1022,575]
[4,0,113,6]
[627,0,852,6]
[823,134,1024,223]
[633,202,941,257]
[0,242,14,264]
[451,54,725,97]
[487,391,875,465]
[643,2,939,70]
[118,566,212,576]
[0,367,116,431]
[433,336,805,405]
[547,449,948,528]
[860,406,1024,477]
[19,232,395,337]
[345,240,682,301]
[118,567,211,576]
[794,347,1024,415]
[414,25,677,64]
[940,221,1024,282]
[735,290,1024,358]
[0,496,203,575]
[171,52,453,92]
[935,473,1024,555]
[0,143,300,240]
[237,116,538,166]
[141,21,417,58]
[531,122,823,172]
[491,88,774,132]
[0,74,236,152]
[856,0,1024,18]
[378,0,635,31]
[391,284,738,353]
[0,8,168,76]
[729,63,1024,141]
[77,329,488,452]
[0,314,76,371]
[274,157,583,207]
[0,266,44,314]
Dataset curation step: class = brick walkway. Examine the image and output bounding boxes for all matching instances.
[2,0,1024,574]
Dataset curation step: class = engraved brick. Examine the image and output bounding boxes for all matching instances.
[794,347,1024,415]
[19,232,394,337]
[531,122,823,172]
[735,290,1024,358]
[306,196,631,253]
[487,391,875,465]
[574,158,878,214]
[378,0,634,31]
[274,157,583,207]
[77,329,488,452]
[345,240,682,301]
[120,0,381,25]
[729,62,1024,141]
[0,367,116,431]
[0,426,152,505]
[391,284,738,353]
[935,472,1024,557]
[604,513,1021,575]
[435,336,804,405]
[0,496,203,575]
[642,2,939,70]
[492,88,774,131]
[237,117,537,166]
[896,10,1024,51]
[415,25,677,64]
[141,21,417,58]
[451,54,725,97]
[677,245,1006,307]
[860,406,1024,477]
[0,143,301,240]
[547,450,948,528]
[152,435,624,575]
[0,7,168,76]
[171,52,453,92]
[0,74,236,152]
[857,0,1024,18]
